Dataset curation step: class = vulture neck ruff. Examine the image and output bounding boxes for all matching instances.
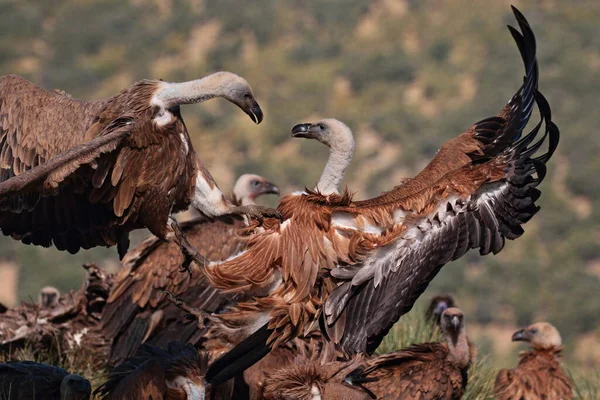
[316,125,354,195]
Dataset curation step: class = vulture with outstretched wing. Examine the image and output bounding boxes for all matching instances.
[0,71,279,263]
[356,308,474,400]
[0,361,91,400]
[204,7,559,384]
[101,174,279,365]
[494,322,573,400]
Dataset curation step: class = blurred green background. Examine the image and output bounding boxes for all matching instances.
[0,0,598,371]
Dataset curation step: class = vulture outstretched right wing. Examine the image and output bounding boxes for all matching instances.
[355,6,538,210]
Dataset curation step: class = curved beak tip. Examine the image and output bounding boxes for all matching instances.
[511,329,526,342]
[451,316,460,331]
[291,123,312,138]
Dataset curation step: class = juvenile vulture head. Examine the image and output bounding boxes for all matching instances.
[38,286,60,308]
[511,322,562,350]
[154,71,263,124]
[233,174,280,206]
[60,374,92,400]
[426,294,457,325]
[440,307,470,369]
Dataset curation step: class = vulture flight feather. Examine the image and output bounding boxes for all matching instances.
[0,361,91,400]
[101,174,279,365]
[494,322,573,400]
[0,72,279,262]
[356,307,474,400]
[204,7,560,384]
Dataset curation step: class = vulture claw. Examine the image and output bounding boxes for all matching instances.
[170,219,208,274]
[163,290,209,330]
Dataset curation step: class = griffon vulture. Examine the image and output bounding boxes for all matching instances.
[357,308,474,400]
[101,174,279,364]
[204,7,559,384]
[0,71,279,263]
[95,342,232,400]
[38,286,61,308]
[0,361,91,400]
[494,322,573,400]
[426,294,457,326]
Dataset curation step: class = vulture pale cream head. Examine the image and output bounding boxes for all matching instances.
[511,322,562,350]
[291,118,355,195]
[153,71,263,124]
[440,307,465,334]
[39,286,60,308]
[233,174,280,206]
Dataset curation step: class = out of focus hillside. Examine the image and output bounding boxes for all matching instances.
[0,0,598,371]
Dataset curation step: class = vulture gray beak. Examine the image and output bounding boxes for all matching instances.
[511,328,528,342]
[245,99,263,124]
[291,123,314,139]
[262,182,280,196]
[451,315,461,331]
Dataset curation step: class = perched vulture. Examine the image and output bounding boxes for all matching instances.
[426,294,457,326]
[0,263,112,368]
[0,71,279,263]
[494,322,573,400]
[356,307,474,400]
[0,361,91,400]
[101,173,279,365]
[95,342,232,400]
[38,286,61,308]
[204,7,560,384]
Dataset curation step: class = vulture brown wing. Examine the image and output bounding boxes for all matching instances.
[324,89,558,354]
[102,217,247,364]
[95,358,167,400]
[354,6,538,210]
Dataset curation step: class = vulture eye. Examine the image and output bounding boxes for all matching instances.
[251,180,260,187]
[318,124,326,130]
[243,92,252,99]
[531,328,538,334]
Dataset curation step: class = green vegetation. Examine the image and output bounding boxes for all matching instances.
[0,0,598,376]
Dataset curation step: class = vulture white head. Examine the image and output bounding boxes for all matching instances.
[291,118,355,195]
[39,286,60,308]
[511,322,562,350]
[233,174,280,206]
[153,71,263,124]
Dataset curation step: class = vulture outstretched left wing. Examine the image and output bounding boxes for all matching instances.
[355,6,538,211]
[324,90,558,353]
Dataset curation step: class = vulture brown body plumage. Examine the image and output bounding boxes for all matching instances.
[101,174,279,365]
[0,361,91,400]
[205,7,559,385]
[358,308,474,400]
[494,322,573,400]
[0,72,276,260]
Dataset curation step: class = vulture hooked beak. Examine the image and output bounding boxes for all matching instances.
[511,328,528,342]
[245,99,263,124]
[451,315,461,331]
[291,123,314,139]
[261,181,280,196]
